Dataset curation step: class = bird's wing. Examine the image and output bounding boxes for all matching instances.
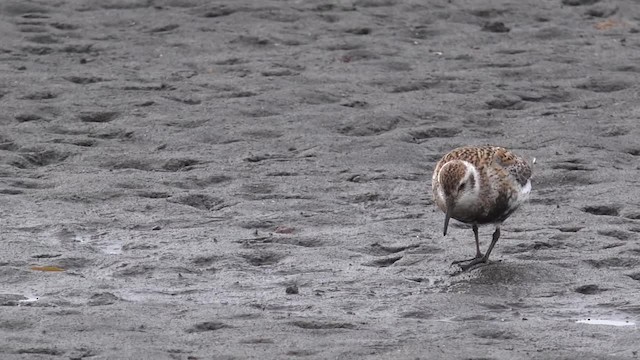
[492,147,532,186]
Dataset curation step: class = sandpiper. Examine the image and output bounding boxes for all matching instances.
[432,145,533,271]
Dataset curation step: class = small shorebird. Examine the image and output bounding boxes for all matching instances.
[432,145,533,271]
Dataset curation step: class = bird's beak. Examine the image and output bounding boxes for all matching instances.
[443,203,453,236]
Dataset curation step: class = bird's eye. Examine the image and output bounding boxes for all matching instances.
[458,182,466,192]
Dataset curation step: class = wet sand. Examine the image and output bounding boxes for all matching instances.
[1,0,640,359]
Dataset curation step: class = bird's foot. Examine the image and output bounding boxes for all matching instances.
[458,257,488,272]
[450,254,491,272]
[451,251,486,267]
[451,254,483,266]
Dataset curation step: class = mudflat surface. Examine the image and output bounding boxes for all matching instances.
[1,0,640,359]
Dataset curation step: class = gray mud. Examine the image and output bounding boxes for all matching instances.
[1,0,640,359]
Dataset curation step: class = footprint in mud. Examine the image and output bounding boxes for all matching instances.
[146,24,180,33]
[271,237,326,248]
[52,227,122,255]
[362,255,403,267]
[516,88,573,104]
[326,42,364,51]
[239,337,274,344]
[337,114,408,137]
[161,158,199,172]
[286,349,318,357]
[461,262,566,285]
[237,102,284,118]
[575,77,631,93]
[20,45,54,55]
[14,348,64,356]
[87,292,119,306]
[15,113,45,122]
[169,193,226,211]
[191,4,237,18]
[626,273,640,281]
[8,147,70,168]
[409,127,461,142]
[596,229,632,241]
[400,310,434,319]
[52,257,94,269]
[8,179,54,190]
[113,264,155,277]
[49,21,79,31]
[581,205,620,216]
[186,321,229,333]
[240,129,283,140]
[584,257,640,269]
[624,147,640,157]
[355,242,420,256]
[87,128,134,140]
[237,219,276,230]
[24,34,59,44]
[1,2,51,16]
[340,49,379,62]
[473,329,518,340]
[78,111,120,123]
[238,182,278,200]
[597,125,629,137]
[297,89,340,105]
[103,158,153,171]
[63,75,108,84]
[241,251,285,266]
[251,7,302,23]
[163,94,202,105]
[386,79,441,94]
[574,284,605,295]
[229,35,272,47]
[550,158,595,171]
[14,105,62,123]
[289,320,356,330]
[0,134,19,151]
[502,240,565,255]
[0,294,32,307]
[385,79,441,94]
[622,212,640,221]
[486,94,525,110]
[122,242,158,251]
[266,62,305,76]
[191,255,222,267]
[535,168,593,189]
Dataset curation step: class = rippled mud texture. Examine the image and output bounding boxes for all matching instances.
[1,0,640,359]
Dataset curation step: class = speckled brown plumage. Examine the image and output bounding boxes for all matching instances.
[432,145,533,271]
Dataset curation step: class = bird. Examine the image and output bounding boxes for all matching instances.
[431,145,533,271]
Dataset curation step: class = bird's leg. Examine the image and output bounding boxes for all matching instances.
[473,224,482,259]
[451,224,483,265]
[481,224,501,263]
[458,224,501,271]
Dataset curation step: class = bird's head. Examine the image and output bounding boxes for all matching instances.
[438,160,478,236]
